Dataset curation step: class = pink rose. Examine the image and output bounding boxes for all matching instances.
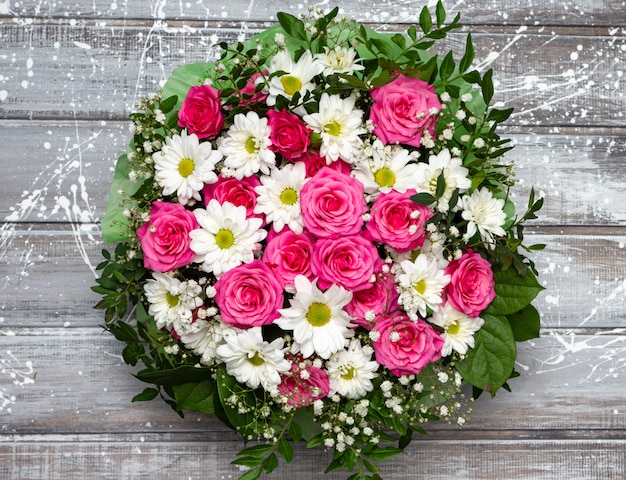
[202,174,263,222]
[214,260,284,329]
[369,74,441,147]
[136,201,198,272]
[267,109,312,160]
[311,234,379,292]
[297,150,352,178]
[263,229,315,291]
[238,71,268,106]
[345,262,399,328]
[279,354,330,407]
[178,84,225,139]
[300,167,366,238]
[445,250,496,317]
[366,189,433,253]
[373,312,443,376]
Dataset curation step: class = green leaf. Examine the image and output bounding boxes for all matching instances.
[216,365,258,439]
[238,444,275,458]
[173,380,216,415]
[439,51,455,81]
[410,192,436,206]
[135,365,213,385]
[488,107,514,123]
[277,437,294,463]
[456,313,516,395]
[262,453,279,473]
[407,25,417,41]
[238,466,262,480]
[132,387,159,402]
[481,68,494,105]
[459,33,474,73]
[435,0,446,27]
[507,303,541,341]
[485,268,544,316]
[159,95,178,113]
[231,457,262,468]
[419,6,432,34]
[366,447,404,461]
[462,70,481,85]
[277,12,307,41]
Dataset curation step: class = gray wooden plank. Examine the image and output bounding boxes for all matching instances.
[0,437,624,479]
[1,24,624,126]
[0,0,623,26]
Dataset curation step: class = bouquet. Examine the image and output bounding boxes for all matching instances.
[93,3,545,479]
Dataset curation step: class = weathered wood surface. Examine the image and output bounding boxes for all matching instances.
[1,0,626,478]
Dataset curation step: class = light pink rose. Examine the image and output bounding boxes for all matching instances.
[372,312,443,376]
[311,234,379,292]
[267,109,312,161]
[279,354,330,407]
[136,201,198,272]
[369,74,441,147]
[345,262,399,328]
[214,260,284,329]
[445,249,496,317]
[202,174,263,223]
[178,84,225,139]
[300,167,366,238]
[263,229,315,291]
[238,71,268,106]
[366,189,433,253]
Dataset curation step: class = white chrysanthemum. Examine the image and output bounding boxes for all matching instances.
[190,199,267,277]
[266,50,323,108]
[216,327,291,393]
[461,187,507,244]
[220,111,275,179]
[180,318,239,364]
[397,253,450,319]
[254,162,308,233]
[276,275,355,359]
[353,140,420,196]
[430,303,484,356]
[314,45,365,76]
[153,130,221,204]
[303,93,365,163]
[326,339,378,399]
[414,148,471,212]
[144,273,203,333]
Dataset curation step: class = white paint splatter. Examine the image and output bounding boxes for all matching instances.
[0,90,7,101]
[73,41,92,50]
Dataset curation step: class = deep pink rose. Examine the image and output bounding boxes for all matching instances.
[214,260,284,329]
[279,354,330,407]
[297,150,352,178]
[178,84,225,139]
[263,229,315,291]
[267,109,312,160]
[311,234,379,292]
[238,71,268,106]
[300,167,366,238]
[136,201,198,272]
[366,189,433,253]
[445,250,496,317]
[345,262,399,328]
[369,74,441,147]
[373,312,443,376]
[202,174,263,222]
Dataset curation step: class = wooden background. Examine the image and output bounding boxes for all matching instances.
[1,0,625,478]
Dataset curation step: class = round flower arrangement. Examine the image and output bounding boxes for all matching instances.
[94,4,545,479]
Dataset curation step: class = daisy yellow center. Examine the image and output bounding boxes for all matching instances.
[245,137,258,154]
[341,365,356,380]
[280,188,298,206]
[413,280,427,295]
[306,302,331,327]
[324,120,341,137]
[178,158,195,178]
[166,292,179,307]
[248,352,265,366]
[215,229,235,249]
[447,321,461,336]
[374,167,396,187]
[280,75,302,96]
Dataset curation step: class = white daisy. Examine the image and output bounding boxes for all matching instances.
[303,93,365,163]
[276,275,355,360]
[180,318,239,365]
[353,140,420,196]
[314,45,365,76]
[220,111,275,180]
[414,148,471,212]
[397,253,450,319]
[254,162,308,234]
[266,50,323,108]
[189,199,267,277]
[153,130,221,204]
[326,339,378,399]
[216,327,291,393]
[430,303,484,356]
[144,273,203,333]
[461,187,507,244]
